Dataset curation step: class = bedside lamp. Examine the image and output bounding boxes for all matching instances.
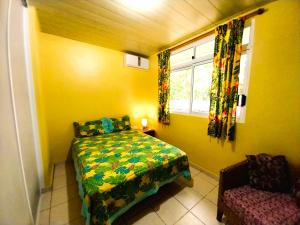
[141,118,148,130]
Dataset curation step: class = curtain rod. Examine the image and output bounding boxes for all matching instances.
[169,8,265,52]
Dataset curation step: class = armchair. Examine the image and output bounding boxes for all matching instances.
[217,160,300,225]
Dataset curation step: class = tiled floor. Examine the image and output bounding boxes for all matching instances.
[37,163,225,225]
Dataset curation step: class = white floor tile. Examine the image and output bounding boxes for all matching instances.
[54,163,75,178]
[37,209,50,225]
[205,186,218,205]
[191,199,222,225]
[51,184,79,207]
[174,187,203,210]
[197,172,219,186]
[50,197,82,225]
[40,192,51,211]
[127,208,164,225]
[154,197,187,225]
[175,212,204,225]
[52,173,76,190]
[193,176,215,196]
[189,166,200,177]
[47,163,222,225]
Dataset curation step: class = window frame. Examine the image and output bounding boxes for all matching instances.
[171,35,214,71]
[169,19,255,123]
[170,35,214,117]
[237,19,255,123]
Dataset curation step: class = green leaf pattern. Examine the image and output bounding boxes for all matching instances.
[208,19,245,141]
[72,130,191,225]
[158,50,171,125]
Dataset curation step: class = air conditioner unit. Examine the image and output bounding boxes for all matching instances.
[124,53,149,69]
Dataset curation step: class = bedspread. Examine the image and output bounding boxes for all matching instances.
[72,130,191,225]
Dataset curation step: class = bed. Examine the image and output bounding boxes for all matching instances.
[72,118,191,225]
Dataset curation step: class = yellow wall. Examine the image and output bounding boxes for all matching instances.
[155,0,300,176]
[30,0,300,185]
[29,7,52,188]
[35,32,158,164]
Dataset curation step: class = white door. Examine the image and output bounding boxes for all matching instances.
[0,0,41,224]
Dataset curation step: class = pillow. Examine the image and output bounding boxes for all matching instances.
[246,153,290,192]
[73,119,104,137]
[101,118,114,134]
[111,115,131,132]
[292,177,300,207]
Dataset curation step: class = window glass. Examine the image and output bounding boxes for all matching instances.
[236,105,241,118]
[170,48,194,68]
[192,63,213,113]
[238,53,248,94]
[195,40,215,59]
[236,53,248,118]
[169,24,252,122]
[170,68,192,113]
[242,26,251,45]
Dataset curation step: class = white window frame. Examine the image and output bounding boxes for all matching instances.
[170,19,255,123]
[237,19,255,123]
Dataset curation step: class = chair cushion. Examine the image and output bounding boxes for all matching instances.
[224,185,300,225]
[246,153,290,192]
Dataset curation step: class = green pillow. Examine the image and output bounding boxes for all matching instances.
[73,119,104,137]
[111,115,131,132]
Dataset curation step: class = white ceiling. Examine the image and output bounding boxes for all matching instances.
[29,0,274,56]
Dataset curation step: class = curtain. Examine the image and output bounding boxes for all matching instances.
[158,49,171,124]
[208,18,245,141]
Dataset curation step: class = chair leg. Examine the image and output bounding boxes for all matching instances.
[217,208,223,222]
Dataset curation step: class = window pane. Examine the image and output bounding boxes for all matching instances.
[236,106,241,118]
[238,53,248,94]
[237,53,249,119]
[170,48,194,68]
[170,68,192,113]
[192,63,213,113]
[242,26,251,45]
[195,39,214,59]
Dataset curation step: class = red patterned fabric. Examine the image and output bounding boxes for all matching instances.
[224,185,300,225]
[246,154,290,192]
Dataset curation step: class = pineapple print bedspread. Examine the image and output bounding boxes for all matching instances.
[72,130,191,225]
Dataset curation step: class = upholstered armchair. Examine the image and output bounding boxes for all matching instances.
[217,158,300,225]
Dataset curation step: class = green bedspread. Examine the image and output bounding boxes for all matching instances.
[72,130,191,225]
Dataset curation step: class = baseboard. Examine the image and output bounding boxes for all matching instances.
[40,163,54,193]
[189,160,219,180]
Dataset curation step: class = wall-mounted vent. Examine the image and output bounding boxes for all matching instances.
[124,53,149,69]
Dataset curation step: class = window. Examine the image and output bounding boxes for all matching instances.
[170,21,254,122]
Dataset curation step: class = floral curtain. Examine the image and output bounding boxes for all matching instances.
[208,18,245,141]
[158,49,171,124]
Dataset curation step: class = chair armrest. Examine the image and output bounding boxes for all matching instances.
[218,160,249,197]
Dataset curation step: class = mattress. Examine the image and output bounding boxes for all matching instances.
[72,129,191,225]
